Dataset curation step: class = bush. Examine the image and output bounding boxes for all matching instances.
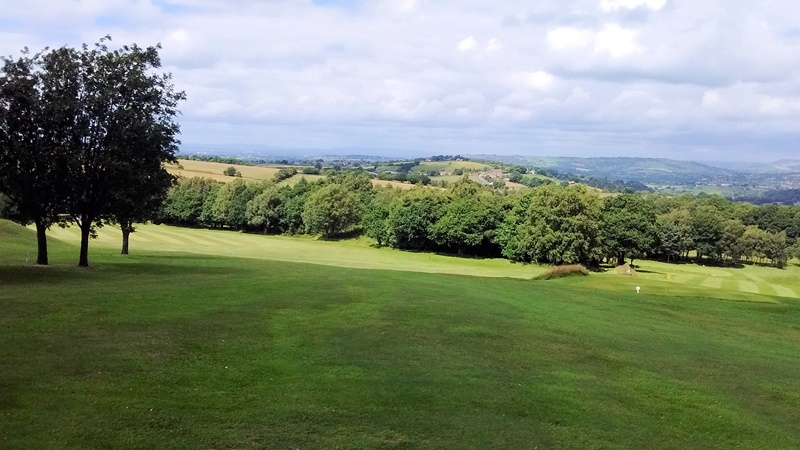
[534,264,589,280]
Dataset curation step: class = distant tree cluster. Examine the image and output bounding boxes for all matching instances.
[732,189,800,206]
[187,155,258,166]
[0,38,183,266]
[429,155,469,162]
[158,173,800,268]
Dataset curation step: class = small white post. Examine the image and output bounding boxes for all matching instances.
[636,285,641,294]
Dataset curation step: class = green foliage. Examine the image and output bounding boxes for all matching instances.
[691,205,725,260]
[600,194,657,264]
[160,177,221,225]
[273,167,297,183]
[222,166,240,177]
[246,186,285,234]
[386,188,446,250]
[1,38,183,266]
[302,183,363,238]
[504,184,602,265]
[362,188,398,246]
[429,180,501,254]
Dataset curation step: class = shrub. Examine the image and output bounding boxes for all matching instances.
[534,264,589,280]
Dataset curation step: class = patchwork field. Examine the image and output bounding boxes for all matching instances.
[167,159,292,182]
[2,220,800,448]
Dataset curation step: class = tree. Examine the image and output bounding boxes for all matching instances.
[160,177,220,226]
[691,205,724,261]
[0,48,75,264]
[656,208,693,262]
[516,184,602,265]
[46,38,184,266]
[764,231,788,268]
[362,187,398,246]
[429,179,500,255]
[111,166,175,255]
[209,178,250,228]
[600,194,657,265]
[717,219,746,264]
[302,183,363,238]
[246,186,285,234]
[386,188,445,250]
[223,166,240,177]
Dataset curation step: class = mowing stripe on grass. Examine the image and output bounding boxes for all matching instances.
[771,284,799,299]
[736,280,761,295]
[700,276,723,289]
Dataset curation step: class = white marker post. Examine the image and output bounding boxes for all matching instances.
[636,285,641,294]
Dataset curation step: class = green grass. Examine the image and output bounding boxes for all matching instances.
[42,222,544,279]
[2,220,800,448]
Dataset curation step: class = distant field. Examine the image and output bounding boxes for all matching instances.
[412,160,489,173]
[2,220,800,448]
[168,159,295,182]
[376,160,489,174]
[276,174,326,186]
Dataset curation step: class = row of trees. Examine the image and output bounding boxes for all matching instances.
[157,173,800,268]
[0,39,183,266]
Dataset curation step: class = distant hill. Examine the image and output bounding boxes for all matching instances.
[700,159,800,174]
[468,155,736,185]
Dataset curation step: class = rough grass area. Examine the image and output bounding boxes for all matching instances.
[2,221,800,448]
[534,264,590,280]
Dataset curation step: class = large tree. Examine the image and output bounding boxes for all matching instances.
[302,183,363,238]
[600,194,657,266]
[62,39,184,266]
[0,48,76,264]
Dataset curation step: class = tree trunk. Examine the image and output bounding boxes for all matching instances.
[79,221,91,267]
[34,220,48,265]
[120,220,133,255]
[121,228,130,255]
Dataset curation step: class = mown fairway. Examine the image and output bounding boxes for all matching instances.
[2,220,800,449]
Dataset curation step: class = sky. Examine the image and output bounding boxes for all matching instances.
[1,0,799,161]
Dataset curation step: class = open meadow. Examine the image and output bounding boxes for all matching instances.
[2,220,800,448]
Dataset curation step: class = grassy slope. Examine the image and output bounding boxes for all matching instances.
[42,223,544,279]
[2,221,800,448]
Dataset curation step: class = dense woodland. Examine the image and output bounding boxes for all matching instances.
[158,172,800,268]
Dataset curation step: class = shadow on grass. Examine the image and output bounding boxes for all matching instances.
[0,255,245,286]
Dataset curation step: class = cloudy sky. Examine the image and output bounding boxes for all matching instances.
[2,0,799,161]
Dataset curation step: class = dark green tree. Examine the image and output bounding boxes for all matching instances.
[691,206,724,261]
[429,179,500,255]
[519,184,602,265]
[362,187,398,247]
[656,208,693,262]
[386,187,445,250]
[302,183,363,238]
[600,194,657,265]
[60,38,184,266]
[246,186,285,234]
[0,48,75,264]
[160,177,221,226]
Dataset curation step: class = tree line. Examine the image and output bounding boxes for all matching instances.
[157,172,800,268]
[0,39,183,266]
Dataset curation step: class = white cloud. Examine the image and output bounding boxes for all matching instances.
[0,0,799,160]
[594,24,642,58]
[458,36,478,51]
[486,37,503,52]
[599,0,668,12]
[547,27,594,51]
[512,71,556,90]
